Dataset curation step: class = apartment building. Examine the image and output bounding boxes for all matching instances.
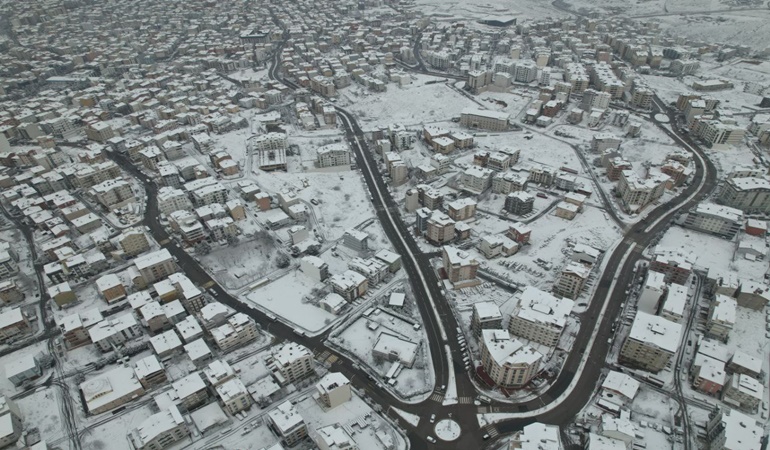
[717,177,770,214]
[504,191,534,215]
[300,256,329,282]
[478,234,519,259]
[128,405,188,450]
[329,270,368,301]
[0,397,22,449]
[216,378,252,415]
[315,372,351,410]
[117,229,151,257]
[157,187,193,215]
[553,262,591,300]
[80,366,145,414]
[134,355,168,389]
[480,329,542,388]
[722,374,763,412]
[134,249,176,286]
[707,294,737,342]
[507,222,532,245]
[348,257,388,286]
[617,169,668,213]
[211,313,258,352]
[705,407,762,450]
[426,212,456,244]
[471,301,503,337]
[461,166,494,192]
[90,179,135,209]
[446,198,477,221]
[649,249,694,285]
[460,109,509,131]
[271,342,314,386]
[492,171,528,195]
[268,401,308,447]
[0,308,31,343]
[442,246,479,285]
[683,203,743,239]
[317,144,350,168]
[619,312,682,373]
[509,286,574,347]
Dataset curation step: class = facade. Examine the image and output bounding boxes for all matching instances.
[134,249,176,286]
[717,177,770,214]
[508,286,574,347]
[707,294,736,342]
[480,329,542,388]
[683,203,743,239]
[329,270,368,301]
[705,407,763,450]
[460,109,509,131]
[553,262,591,300]
[317,144,350,168]
[268,401,308,447]
[619,312,682,373]
[426,212,455,244]
[80,366,146,414]
[442,246,479,284]
[471,301,503,337]
[271,342,314,385]
[504,191,534,215]
[129,405,188,450]
[315,372,351,410]
[211,313,258,352]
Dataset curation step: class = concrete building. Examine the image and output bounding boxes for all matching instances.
[300,256,329,282]
[619,311,682,373]
[508,286,574,347]
[134,249,176,286]
[480,329,542,388]
[705,407,763,450]
[722,374,763,412]
[317,144,350,168]
[683,203,743,239]
[271,342,314,385]
[211,313,258,352]
[216,378,252,415]
[553,262,591,300]
[442,246,479,286]
[329,270,368,301]
[268,401,307,447]
[0,397,22,449]
[460,109,509,131]
[717,177,770,215]
[505,191,534,215]
[80,366,145,414]
[707,294,736,342]
[471,301,503,337]
[128,405,188,450]
[315,372,351,410]
[426,212,455,245]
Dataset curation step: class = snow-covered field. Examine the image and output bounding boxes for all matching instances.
[200,232,284,289]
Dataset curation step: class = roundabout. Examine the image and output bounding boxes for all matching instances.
[434,419,461,441]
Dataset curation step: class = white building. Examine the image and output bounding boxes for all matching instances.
[508,286,574,347]
[480,329,542,388]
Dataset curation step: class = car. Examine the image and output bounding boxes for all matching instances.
[430,414,436,423]
[482,433,490,440]
[427,436,436,444]
[440,385,446,392]
[310,199,319,205]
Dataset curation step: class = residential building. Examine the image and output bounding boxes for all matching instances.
[446,198,477,221]
[683,203,743,239]
[342,229,368,253]
[693,356,727,395]
[650,249,694,285]
[0,397,22,449]
[300,256,329,282]
[129,405,188,450]
[619,311,682,373]
[617,169,668,213]
[504,191,534,215]
[268,401,307,447]
[707,294,736,342]
[5,354,42,387]
[478,234,519,259]
[553,263,591,300]
[471,301,503,337]
[0,308,31,343]
[135,249,176,286]
[211,313,258,352]
[442,246,479,286]
[317,144,350,168]
[508,286,574,347]
[461,166,494,192]
[705,407,763,450]
[271,342,314,385]
[134,355,168,389]
[507,222,532,245]
[717,176,770,214]
[312,424,357,450]
[722,374,763,412]
[315,372,351,409]
[329,270,368,301]
[118,229,151,257]
[426,212,455,244]
[216,378,252,415]
[372,332,419,368]
[480,329,542,388]
[460,109,509,131]
[510,423,561,450]
[661,284,688,323]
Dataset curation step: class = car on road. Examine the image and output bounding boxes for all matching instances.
[427,436,436,443]
[482,433,490,440]
[430,414,436,423]
[310,199,319,205]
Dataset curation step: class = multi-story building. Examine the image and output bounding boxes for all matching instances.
[0,308,31,343]
[492,172,528,195]
[722,374,763,412]
[619,311,682,373]
[649,249,694,285]
[581,88,611,112]
[117,229,151,257]
[426,212,455,244]
[157,187,193,216]
[707,294,736,342]
[442,246,479,285]
[717,177,770,214]
[0,397,22,449]
[300,256,329,282]
[471,301,503,337]
[461,166,494,192]
[211,313,258,352]
[617,169,669,213]
[504,191,534,215]
[508,286,574,347]
[683,203,743,239]
[661,284,688,324]
[128,405,188,450]
[315,372,351,410]
[329,270,368,301]
[268,401,308,447]
[271,342,314,385]
[553,263,591,300]
[460,109,509,131]
[134,355,168,389]
[480,329,542,388]
[80,366,146,414]
[317,144,350,168]
[446,198,477,221]
[705,407,763,450]
[134,249,176,286]
[90,179,135,209]
[216,378,252,415]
